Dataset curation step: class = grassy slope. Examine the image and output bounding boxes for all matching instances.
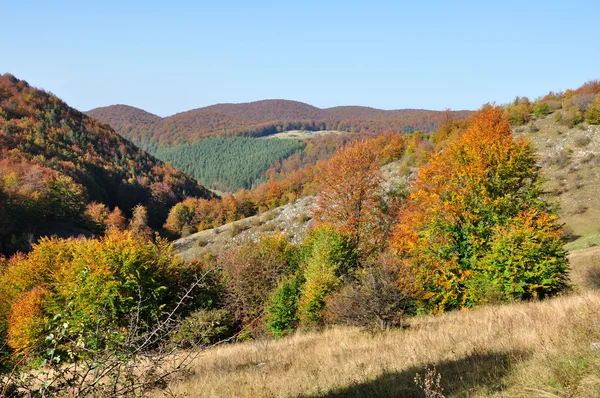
[518,116,600,250]
[157,249,600,398]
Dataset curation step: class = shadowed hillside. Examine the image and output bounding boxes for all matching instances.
[0,73,212,254]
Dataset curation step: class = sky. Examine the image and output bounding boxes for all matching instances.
[2,0,599,117]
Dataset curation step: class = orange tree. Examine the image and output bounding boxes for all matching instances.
[314,139,400,262]
[391,105,568,313]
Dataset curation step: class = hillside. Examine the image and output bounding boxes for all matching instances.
[519,115,600,250]
[86,100,472,148]
[0,73,212,254]
[155,136,307,192]
[171,111,600,261]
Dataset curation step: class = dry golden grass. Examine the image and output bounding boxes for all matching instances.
[154,247,600,398]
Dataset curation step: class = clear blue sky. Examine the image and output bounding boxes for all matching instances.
[2,1,599,117]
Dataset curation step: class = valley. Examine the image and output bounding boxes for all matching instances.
[1,75,600,397]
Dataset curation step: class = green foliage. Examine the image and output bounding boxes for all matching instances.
[506,96,532,125]
[559,106,584,128]
[298,226,357,328]
[0,162,87,254]
[265,274,303,337]
[219,234,298,328]
[0,230,212,359]
[393,106,568,313]
[0,74,212,254]
[533,100,551,117]
[155,137,306,192]
[302,225,358,277]
[472,210,569,303]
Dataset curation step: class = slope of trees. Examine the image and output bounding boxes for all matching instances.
[163,132,407,236]
[155,137,306,192]
[86,100,472,148]
[504,80,600,127]
[0,73,212,255]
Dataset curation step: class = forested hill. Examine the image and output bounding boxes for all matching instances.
[0,73,212,254]
[86,104,161,131]
[86,100,472,148]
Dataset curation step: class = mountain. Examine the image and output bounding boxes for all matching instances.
[0,73,212,254]
[86,100,472,148]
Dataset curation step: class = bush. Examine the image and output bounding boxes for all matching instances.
[506,97,532,125]
[297,226,357,328]
[230,222,242,237]
[533,101,551,117]
[0,230,223,396]
[0,230,208,358]
[219,235,297,329]
[573,135,591,148]
[473,210,569,302]
[171,309,234,348]
[326,261,416,330]
[586,96,600,124]
[560,106,584,128]
[265,275,303,337]
[391,106,568,313]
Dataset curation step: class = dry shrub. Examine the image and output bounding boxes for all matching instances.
[573,135,592,148]
[414,365,445,398]
[326,257,417,330]
[218,235,294,329]
[553,150,571,169]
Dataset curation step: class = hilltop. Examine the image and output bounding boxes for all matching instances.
[86,100,472,148]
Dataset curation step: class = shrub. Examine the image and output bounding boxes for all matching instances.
[586,96,600,124]
[326,260,417,330]
[297,212,311,223]
[219,235,296,329]
[554,150,571,169]
[560,106,584,128]
[0,230,223,396]
[533,100,551,117]
[506,97,532,125]
[171,309,234,348]
[473,210,568,302]
[573,135,592,148]
[0,230,207,357]
[265,274,303,337]
[528,121,540,133]
[392,106,568,313]
[297,226,357,328]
